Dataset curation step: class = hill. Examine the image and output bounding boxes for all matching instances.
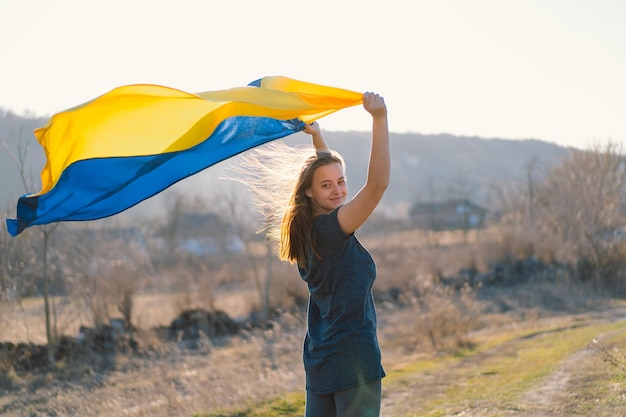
[283,131,569,208]
[0,110,571,218]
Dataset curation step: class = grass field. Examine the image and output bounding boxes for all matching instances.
[2,284,625,416]
[2,226,625,416]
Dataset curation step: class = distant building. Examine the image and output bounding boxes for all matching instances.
[409,199,487,231]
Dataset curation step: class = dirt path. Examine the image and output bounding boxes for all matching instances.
[514,347,591,416]
[381,314,626,417]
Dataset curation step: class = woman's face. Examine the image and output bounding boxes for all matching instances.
[306,162,347,215]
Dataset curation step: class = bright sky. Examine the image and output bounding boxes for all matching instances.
[1,0,625,150]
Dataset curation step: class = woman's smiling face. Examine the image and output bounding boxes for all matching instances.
[306,162,347,215]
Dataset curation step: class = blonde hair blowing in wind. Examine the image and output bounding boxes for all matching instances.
[232,140,345,266]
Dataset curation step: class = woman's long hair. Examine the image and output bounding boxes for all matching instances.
[280,151,344,267]
[232,141,344,268]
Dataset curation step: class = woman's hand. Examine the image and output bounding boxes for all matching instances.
[363,92,387,119]
[303,121,321,136]
[304,121,329,152]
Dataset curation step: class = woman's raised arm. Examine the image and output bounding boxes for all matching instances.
[337,92,390,234]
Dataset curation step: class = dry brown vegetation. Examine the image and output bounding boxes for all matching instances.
[2,141,626,416]
[1,222,625,417]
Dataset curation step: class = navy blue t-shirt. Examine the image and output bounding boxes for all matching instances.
[298,209,385,394]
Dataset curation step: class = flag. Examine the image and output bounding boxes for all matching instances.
[6,76,362,236]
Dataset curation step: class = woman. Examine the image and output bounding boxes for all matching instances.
[279,92,389,417]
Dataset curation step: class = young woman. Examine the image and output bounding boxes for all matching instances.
[278,92,390,417]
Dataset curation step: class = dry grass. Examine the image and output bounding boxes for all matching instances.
[0,309,307,416]
[0,283,619,417]
[0,226,621,416]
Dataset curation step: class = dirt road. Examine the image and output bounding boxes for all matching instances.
[381,311,626,417]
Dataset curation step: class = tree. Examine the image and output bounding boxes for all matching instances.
[1,122,60,367]
[215,184,274,320]
[69,222,151,333]
[533,142,626,288]
[489,156,552,261]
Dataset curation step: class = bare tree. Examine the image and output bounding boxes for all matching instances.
[525,157,539,220]
[154,192,231,314]
[1,126,61,367]
[215,184,274,320]
[533,142,626,288]
[65,220,152,341]
[0,210,13,298]
[0,128,35,297]
[0,123,36,192]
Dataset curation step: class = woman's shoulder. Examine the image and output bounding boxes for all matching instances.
[313,208,351,244]
[313,208,339,229]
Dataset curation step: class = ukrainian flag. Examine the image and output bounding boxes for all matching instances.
[6,77,362,236]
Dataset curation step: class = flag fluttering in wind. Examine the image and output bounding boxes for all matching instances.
[6,76,362,236]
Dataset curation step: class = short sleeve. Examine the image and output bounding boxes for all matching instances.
[312,209,350,255]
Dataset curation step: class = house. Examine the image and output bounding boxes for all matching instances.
[409,199,487,231]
